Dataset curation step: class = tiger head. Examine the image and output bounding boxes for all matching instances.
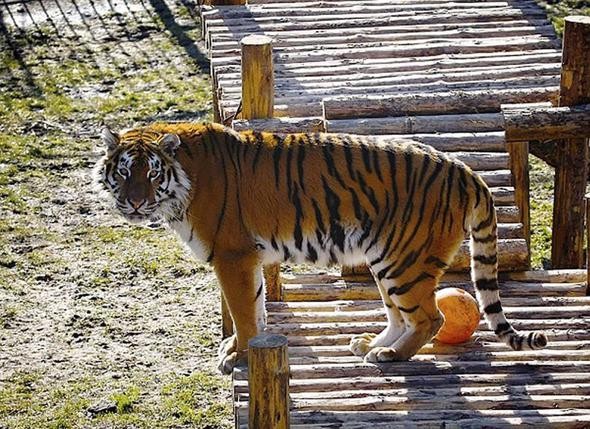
[93,127,191,224]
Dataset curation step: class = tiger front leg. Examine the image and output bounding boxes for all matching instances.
[213,256,266,375]
[364,274,443,363]
[350,278,406,357]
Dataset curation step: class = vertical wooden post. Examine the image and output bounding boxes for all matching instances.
[552,16,590,268]
[586,195,590,296]
[507,140,531,266]
[241,34,282,301]
[248,334,290,429]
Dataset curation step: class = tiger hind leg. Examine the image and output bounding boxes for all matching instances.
[364,268,443,363]
[350,272,406,357]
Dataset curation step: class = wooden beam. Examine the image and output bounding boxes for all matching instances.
[203,0,246,5]
[587,194,590,296]
[240,34,283,301]
[503,104,590,141]
[552,16,590,268]
[248,334,290,429]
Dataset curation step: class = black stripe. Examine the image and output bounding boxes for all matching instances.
[372,151,383,181]
[388,272,434,296]
[321,176,345,252]
[272,135,283,188]
[376,261,395,281]
[357,172,380,213]
[494,322,513,336]
[251,140,263,172]
[292,186,304,250]
[385,250,419,280]
[384,303,393,309]
[386,152,399,223]
[343,143,357,182]
[473,198,495,232]
[475,278,499,291]
[425,255,448,269]
[417,155,431,187]
[527,332,535,349]
[442,163,456,233]
[286,145,294,200]
[255,283,264,300]
[361,145,372,174]
[323,138,347,188]
[484,301,503,314]
[297,142,306,193]
[398,304,420,313]
[283,245,291,261]
[473,254,497,265]
[270,236,278,251]
[348,188,365,221]
[306,243,318,263]
[182,142,194,159]
[311,199,327,236]
[472,233,497,243]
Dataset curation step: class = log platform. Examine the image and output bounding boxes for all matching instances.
[235,270,590,428]
[199,1,590,427]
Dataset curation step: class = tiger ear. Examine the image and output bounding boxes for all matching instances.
[101,127,120,151]
[160,133,181,156]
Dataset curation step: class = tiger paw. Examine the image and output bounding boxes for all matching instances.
[349,333,377,357]
[218,350,247,375]
[364,346,405,363]
[217,335,237,361]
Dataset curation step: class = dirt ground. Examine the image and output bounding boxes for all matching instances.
[0,1,237,428]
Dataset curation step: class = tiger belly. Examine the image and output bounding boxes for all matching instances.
[169,219,210,262]
[255,228,370,267]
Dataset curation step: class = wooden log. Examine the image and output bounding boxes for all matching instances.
[325,112,504,135]
[503,104,590,141]
[241,35,274,119]
[323,88,557,120]
[505,134,530,266]
[552,16,590,269]
[232,117,325,133]
[587,194,590,296]
[248,334,290,429]
[235,359,590,380]
[282,280,586,302]
[204,2,543,20]
[214,50,561,80]
[205,9,550,34]
[239,34,283,301]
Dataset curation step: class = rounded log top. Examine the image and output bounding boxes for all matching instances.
[241,34,273,46]
[249,333,288,349]
[564,15,590,24]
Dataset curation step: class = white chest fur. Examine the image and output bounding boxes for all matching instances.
[169,219,210,262]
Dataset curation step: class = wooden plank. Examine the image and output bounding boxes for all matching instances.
[213,50,561,79]
[283,329,590,347]
[233,117,325,133]
[282,280,587,301]
[504,104,590,141]
[204,2,543,19]
[234,359,590,380]
[325,112,504,134]
[235,372,590,393]
[323,87,558,120]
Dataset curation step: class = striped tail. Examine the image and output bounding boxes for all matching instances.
[469,182,547,351]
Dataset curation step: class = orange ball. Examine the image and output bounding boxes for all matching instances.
[434,287,481,344]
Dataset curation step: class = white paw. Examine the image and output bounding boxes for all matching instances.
[364,346,402,363]
[218,351,246,375]
[349,333,376,357]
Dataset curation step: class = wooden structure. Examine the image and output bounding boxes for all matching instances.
[199,2,590,427]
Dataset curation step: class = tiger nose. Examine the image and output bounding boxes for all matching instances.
[128,198,146,210]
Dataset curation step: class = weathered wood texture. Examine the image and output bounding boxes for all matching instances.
[248,334,290,429]
[234,271,590,427]
[239,35,283,301]
[503,103,590,141]
[552,16,590,269]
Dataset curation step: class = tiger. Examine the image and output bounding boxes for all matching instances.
[94,121,547,374]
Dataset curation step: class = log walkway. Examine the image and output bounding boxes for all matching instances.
[199,1,590,427]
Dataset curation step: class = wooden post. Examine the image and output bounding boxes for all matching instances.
[507,141,531,267]
[552,16,590,268]
[587,195,590,296]
[248,334,290,429]
[240,34,282,301]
